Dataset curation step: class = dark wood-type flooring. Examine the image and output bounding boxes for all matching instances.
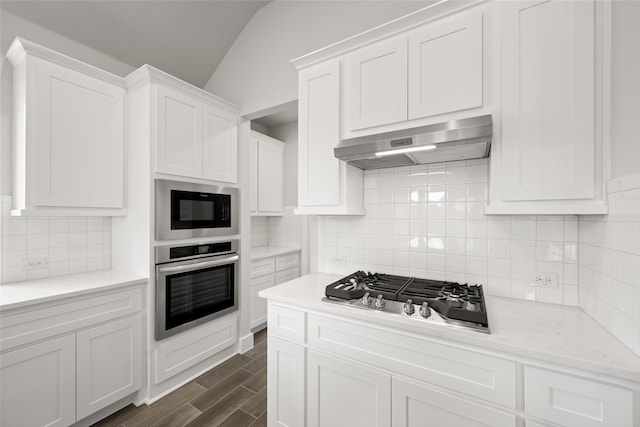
[92,328,268,427]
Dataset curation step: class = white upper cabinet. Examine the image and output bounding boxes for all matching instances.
[6,38,125,216]
[150,69,239,184]
[347,37,408,131]
[251,131,284,216]
[202,105,238,183]
[156,84,203,178]
[296,60,364,215]
[487,0,606,214]
[343,11,484,137]
[408,12,483,119]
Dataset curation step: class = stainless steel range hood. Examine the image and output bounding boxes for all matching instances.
[334,115,492,170]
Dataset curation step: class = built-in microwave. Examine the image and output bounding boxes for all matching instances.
[155,179,238,241]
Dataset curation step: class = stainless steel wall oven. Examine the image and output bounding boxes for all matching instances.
[155,179,238,241]
[155,240,239,340]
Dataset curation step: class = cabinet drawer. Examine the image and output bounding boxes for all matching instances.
[308,314,516,408]
[275,266,299,285]
[1,287,143,351]
[251,258,275,278]
[268,303,306,344]
[275,253,298,271]
[523,366,633,427]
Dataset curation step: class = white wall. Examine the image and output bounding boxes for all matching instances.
[205,0,432,116]
[0,9,136,195]
[609,0,640,179]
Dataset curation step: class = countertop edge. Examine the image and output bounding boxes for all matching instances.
[0,270,148,312]
[250,246,301,260]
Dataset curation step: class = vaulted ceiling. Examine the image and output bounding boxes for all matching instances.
[0,0,269,88]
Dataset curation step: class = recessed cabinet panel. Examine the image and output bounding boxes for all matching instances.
[408,12,483,119]
[299,61,341,207]
[0,335,76,427]
[250,274,274,329]
[76,315,143,420]
[156,84,203,177]
[349,37,408,130]
[33,59,124,209]
[501,0,595,201]
[250,139,259,212]
[392,377,516,427]
[268,337,306,427]
[257,139,284,213]
[203,105,238,183]
[307,349,391,427]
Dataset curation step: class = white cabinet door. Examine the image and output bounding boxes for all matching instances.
[251,273,275,329]
[500,0,595,201]
[0,335,76,427]
[257,138,284,214]
[307,349,391,427]
[298,61,364,214]
[33,58,124,209]
[299,61,342,207]
[202,104,238,183]
[156,84,203,178]
[268,336,306,427]
[347,37,408,130]
[392,377,516,427]
[408,12,483,119]
[76,315,143,420]
[250,138,259,213]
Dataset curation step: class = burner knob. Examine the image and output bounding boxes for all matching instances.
[362,292,371,307]
[403,299,415,315]
[374,295,385,310]
[419,302,432,318]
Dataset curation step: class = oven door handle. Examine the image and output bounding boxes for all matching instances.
[157,255,239,274]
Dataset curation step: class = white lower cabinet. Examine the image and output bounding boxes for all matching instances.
[392,377,516,427]
[268,336,306,427]
[0,285,144,427]
[266,303,637,427]
[307,349,391,427]
[250,252,299,329]
[0,335,76,427]
[76,315,143,420]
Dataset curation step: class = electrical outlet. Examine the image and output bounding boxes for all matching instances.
[528,271,558,288]
[334,255,347,265]
[22,258,47,271]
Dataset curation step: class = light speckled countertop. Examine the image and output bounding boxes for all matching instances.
[0,270,148,311]
[250,246,300,260]
[260,272,640,383]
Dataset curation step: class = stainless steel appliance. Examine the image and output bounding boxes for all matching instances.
[155,179,238,241]
[334,115,492,170]
[324,271,490,333]
[155,240,239,340]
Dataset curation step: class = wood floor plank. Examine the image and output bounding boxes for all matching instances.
[242,352,266,373]
[91,403,148,427]
[194,354,252,389]
[217,409,256,427]
[249,411,267,427]
[254,328,267,344]
[240,386,266,418]
[185,387,255,427]
[151,403,201,427]
[190,369,253,411]
[243,338,267,359]
[124,382,206,427]
[242,367,266,393]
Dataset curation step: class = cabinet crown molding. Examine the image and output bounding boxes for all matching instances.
[125,64,240,113]
[6,37,126,88]
[290,0,486,70]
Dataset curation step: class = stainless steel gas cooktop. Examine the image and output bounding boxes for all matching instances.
[323,271,490,333]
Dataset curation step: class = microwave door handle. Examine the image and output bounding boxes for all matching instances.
[157,255,239,274]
